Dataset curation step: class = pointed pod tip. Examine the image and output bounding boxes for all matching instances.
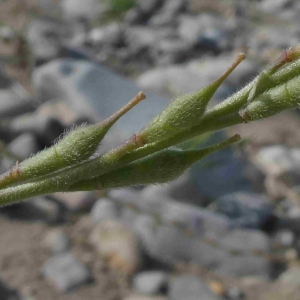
[138,91,146,101]
[237,52,246,61]
[231,134,241,143]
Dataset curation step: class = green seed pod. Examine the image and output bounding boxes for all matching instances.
[240,75,300,122]
[248,46,300,103]
[0,92,146,189]
[68,134,241,191]
[139,54,245,144]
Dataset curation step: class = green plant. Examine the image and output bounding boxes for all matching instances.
[1,46,300,206]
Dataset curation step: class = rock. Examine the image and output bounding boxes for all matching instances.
[213,255,271,279]
[141,223,230,269]
[160,0,187,15]
[177,14,228,47]
[151,37,190,65]
[36,99,79,125]
[124,26,175,54]
[44,229,71,254]
[254,145,298,177]
[26,18,65,63]
[227,287,245,300]
[8,132,40,159]
[33,59,169,136]
[140,172,207,206]
[124,8,146,25]
[148,0,187,27]
[255,146,300,198]
[110,188,231,237]
[124,293,167,300]
[215,192,273,229]
[54,191,97,212]
[218,229,271,253]
[190,131,252,199]
[0,85,35,118]
[90,220,142,275]
[279,267,300,286]
[0,196,66,224]
[10,113,65,147]
[169,275,222,300]
[61,0,105,21]
[88,23,123,46]
[90,198,120,223]
[137,0,162,15]
[42,252,93,292]
[0,26,16,43]
[249,27,298,55]
[0,276,22,300]
[273,229,295,248]
[259,0,292,15]
[131,214,268,278]
[132,271,169,295]
[260,282,300,300]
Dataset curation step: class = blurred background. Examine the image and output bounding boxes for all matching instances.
[1,0,300,299]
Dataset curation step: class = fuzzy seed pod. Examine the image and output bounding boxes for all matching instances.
[139,54,245,144]
[68,135,241,191]
[240,76,300,122]
[0,92,146,189]
[248,46,300,103]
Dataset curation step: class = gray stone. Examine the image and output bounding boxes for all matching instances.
[279,267,300,286]
[140,172,207,206]
[273,229,295,248]
[169,275,221,300]
[249,27,298,53]
[227,287,245,300]
[91,198,120,223]
[254,145,296,176]
[42,252,93,292]
[133,271,169,295]
[61,0,105,21]
[90,220,142,275]
[124,8,146,25]
[33,59,169,137]
[160,0,187,15]
[44,230,71,254]
[259,0,292,14]
[137,0,162,15]
[219,229,271,253]
[10,113,64,146]
[0,84,35,118]
[88,23,123,46]
[216,192,273,229]
[54,191,97,212]
[125,26,175,54]
[0,196,65,224]
[26,18,65,62]
[148,12,177,27]
[148,225,229,268]
[0,276,22,300]
[213,255,271,279]
[151,38,190,65]
[148,0,188,27]
[190,131,252,199]
[110,188,231,237]
[177,14,227,46]
[0,26,15,43]
[8,132,40,159]
[28,197,66,224]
